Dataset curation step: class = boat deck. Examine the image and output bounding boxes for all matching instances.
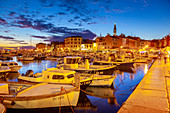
[17,83,74,96]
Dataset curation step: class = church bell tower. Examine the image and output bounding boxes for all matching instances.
[113,23,117,36]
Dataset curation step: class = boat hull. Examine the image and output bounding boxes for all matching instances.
[17,57,34,61]
[72,66,117,75]
[2,91,79,109]
[9,66,22,72]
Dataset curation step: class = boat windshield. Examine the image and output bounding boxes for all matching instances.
[9,63,13,66]
[1,64,8,66]
[14,63,18,65]
[66,58,79,64]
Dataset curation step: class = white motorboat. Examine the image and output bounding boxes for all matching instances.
[18,68,92,90]
[0,62,22,72]
[80,73,116,87]
[45,57,58,60]
[133,57,148,63]
[0,82,80,109]
[58,56,117,75]
[93,58,135,73]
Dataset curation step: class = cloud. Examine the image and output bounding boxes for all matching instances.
[40,0,57,7]
[9,11,16,16]
[0,35,28,44]
[0,35,14,40]
[31,35,48,39]
[57,12,66,15]
[0,18,7,24]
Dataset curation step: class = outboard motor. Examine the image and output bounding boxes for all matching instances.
[25,70,34,77]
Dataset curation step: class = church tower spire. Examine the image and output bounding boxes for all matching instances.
[113,23,117,36]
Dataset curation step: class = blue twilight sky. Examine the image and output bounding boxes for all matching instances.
[0,0,170,47]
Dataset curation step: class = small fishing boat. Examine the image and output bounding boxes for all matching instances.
[93,58,135,73]
[17,56,34,61]
[18,68,92,90]
[0,56,13,61]
[133,57,148,63]
[0,81,80,109]
[0,62,22,72]
[80,73,116,87]
[45,57,58,60]
[58,56,117,75]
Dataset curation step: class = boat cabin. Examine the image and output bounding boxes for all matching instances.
[64,56,82,69]
[41,68,76,82]
[1,62,19,67]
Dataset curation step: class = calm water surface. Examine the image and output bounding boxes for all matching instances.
[4,57,154,113]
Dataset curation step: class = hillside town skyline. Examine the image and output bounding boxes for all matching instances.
[1,23,169,52]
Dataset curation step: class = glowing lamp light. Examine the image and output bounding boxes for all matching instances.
[93,43,96,47]
[81,44,85,48]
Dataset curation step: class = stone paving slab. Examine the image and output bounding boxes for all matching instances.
[118,104,169,113]
[118,58,170,113]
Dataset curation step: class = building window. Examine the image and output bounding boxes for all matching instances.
[74,42,77,44]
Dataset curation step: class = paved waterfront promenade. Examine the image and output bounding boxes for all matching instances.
[118,57,170,113]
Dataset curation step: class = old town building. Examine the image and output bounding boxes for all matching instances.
[64,36,82,51]
[36,43,46,50]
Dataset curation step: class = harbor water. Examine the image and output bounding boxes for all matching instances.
[4,57,154,113]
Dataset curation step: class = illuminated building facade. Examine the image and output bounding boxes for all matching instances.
[36,43,46,50]
[64,36,82,50]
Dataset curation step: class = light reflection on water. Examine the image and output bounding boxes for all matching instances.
[3,57,154,113]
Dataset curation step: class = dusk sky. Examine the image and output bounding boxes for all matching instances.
[0,0,170,47]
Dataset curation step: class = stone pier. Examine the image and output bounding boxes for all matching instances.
[118,56,170,113]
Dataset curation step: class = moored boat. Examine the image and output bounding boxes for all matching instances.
[93,58,135,73]
[0,81,80,109]
[0,62,22,72]
[17,56,34,61]
[133,57,148,63]
[45,57,58,60]
[80,73,116,87]
[58,56,117,75]
[18,68,92,90]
